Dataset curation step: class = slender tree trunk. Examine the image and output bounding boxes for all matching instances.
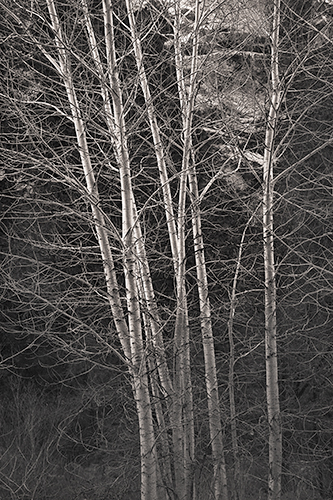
[45,0,130,359]
[174,12,195,491]
[133,209,174,495]
[124,2,197,497]
[174,1,228,497]
[102,2,158,498]
[124,0,178,268]
[263,2,282,499]
[82,0,173,404]
[190,169,228,500]
[46,2,158,498]
[138,288,172,499]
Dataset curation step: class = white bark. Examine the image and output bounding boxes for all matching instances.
[190,166,228,500]
[123,2,196,498]
[174,1,228,497]
[82,0,173,403]
[102,2,158,498]
[46,1,158,497]
[173,0,195,491]
[263,2,282,499]
[45,0,130,360]
[124,0,179,269]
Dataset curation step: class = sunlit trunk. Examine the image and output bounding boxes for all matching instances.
[45,0,130,359]
[174,0,227,497]
[47,1,158,497]
[102,2,158,497]
[124,1,196,497]
[263,2,282,499]
[82,0,173,404]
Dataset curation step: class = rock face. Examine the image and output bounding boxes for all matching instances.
[163,0,270,133]
[143,0,271,205]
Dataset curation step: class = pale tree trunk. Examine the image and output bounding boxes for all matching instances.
[46,1,158,498]
[172,3,197,496]
[82,0,173,403]
[174,1,228,498]
[45,0,130,360]
[84,0,195,495]
[189,168,228,500]
[84,0,174,489]
[123,2,196,497]
[132,211,174,495]
[263,1,283,499]
[124,0,178,267]
[174,11,195,492]
[102,2,158,498]
[138,278,172,500]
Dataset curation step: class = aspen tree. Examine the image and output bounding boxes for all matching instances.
[45,1,158,497]
[263,1,283,498]
[123,1,196,497]
[173,0,228,497]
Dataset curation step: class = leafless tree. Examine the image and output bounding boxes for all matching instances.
[1,2,332,500]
